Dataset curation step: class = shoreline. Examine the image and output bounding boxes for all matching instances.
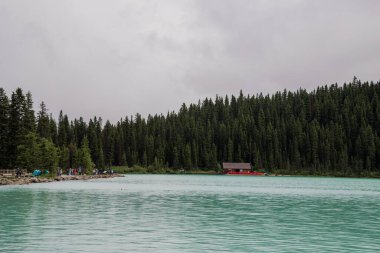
[0,174,123,186]
[2,173,378,186]
[108,171,380,178]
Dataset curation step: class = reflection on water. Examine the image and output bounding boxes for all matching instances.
[1,175,380,252]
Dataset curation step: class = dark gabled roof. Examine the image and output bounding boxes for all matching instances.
[222,163,251,169]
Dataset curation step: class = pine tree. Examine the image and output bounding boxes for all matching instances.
[23,91,36,133]
[16,132,39,171]
[68,143,79,169]
[0,88,9,168]
[78,136,93,173]
[58,111,69,147]
[103,120,114,166]
[172,147,179,168]
[50,115,58,145]
[37,101,50,139]
[183,144,192,169]
[8,88,26,168]
[58,146,70,170]
[98,146,105,169]
[38,137,58,172]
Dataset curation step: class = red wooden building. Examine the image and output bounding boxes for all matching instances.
[222,163,265,175]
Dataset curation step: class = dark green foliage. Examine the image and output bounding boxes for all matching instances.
[1,80,380,177]
[16,132,39,170]
[78,136,94,173]
[16,132,58,172]
[37,101,50,139]
[8,88,27,167]
[0,88,10,168]
[23,91,36,133]
[38,137,58,172]
[59,146,70,169]
[58,111,70,147]
[49,115,58,145]
[103,120,114,167]
[96,80,380,176]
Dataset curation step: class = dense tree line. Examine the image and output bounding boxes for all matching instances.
[1,78,380,176]
[0,88,92,173]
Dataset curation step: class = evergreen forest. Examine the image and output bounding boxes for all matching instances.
[1,78,380,177]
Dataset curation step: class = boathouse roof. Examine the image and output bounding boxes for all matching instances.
[222,163,251,170]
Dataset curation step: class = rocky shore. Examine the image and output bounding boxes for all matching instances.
[0,174,123,186]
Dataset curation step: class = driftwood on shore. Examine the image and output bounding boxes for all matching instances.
[0,174,123,186]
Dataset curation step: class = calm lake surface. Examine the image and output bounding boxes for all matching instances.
[1,175,380,252]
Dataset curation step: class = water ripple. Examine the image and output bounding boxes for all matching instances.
[1,175,380,252]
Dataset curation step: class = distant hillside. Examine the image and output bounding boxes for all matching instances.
[1,78,380,177]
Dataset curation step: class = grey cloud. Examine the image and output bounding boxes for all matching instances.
[0,0,379,122]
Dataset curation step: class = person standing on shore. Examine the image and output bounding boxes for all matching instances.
[16,168,22,178]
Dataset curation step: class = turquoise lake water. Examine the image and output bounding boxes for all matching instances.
[1,175,380,252]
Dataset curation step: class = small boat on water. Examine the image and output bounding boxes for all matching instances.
[222,162,265,176]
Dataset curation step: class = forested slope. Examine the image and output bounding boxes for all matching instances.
[1,78,379,176]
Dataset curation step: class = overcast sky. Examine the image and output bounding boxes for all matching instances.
[1,0,379,122]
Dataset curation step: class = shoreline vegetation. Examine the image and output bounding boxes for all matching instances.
[110,166,380,178]
[1,78,380,178]
[0,173,123,186]
[5,161,377,188]
[2,166,380,186]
